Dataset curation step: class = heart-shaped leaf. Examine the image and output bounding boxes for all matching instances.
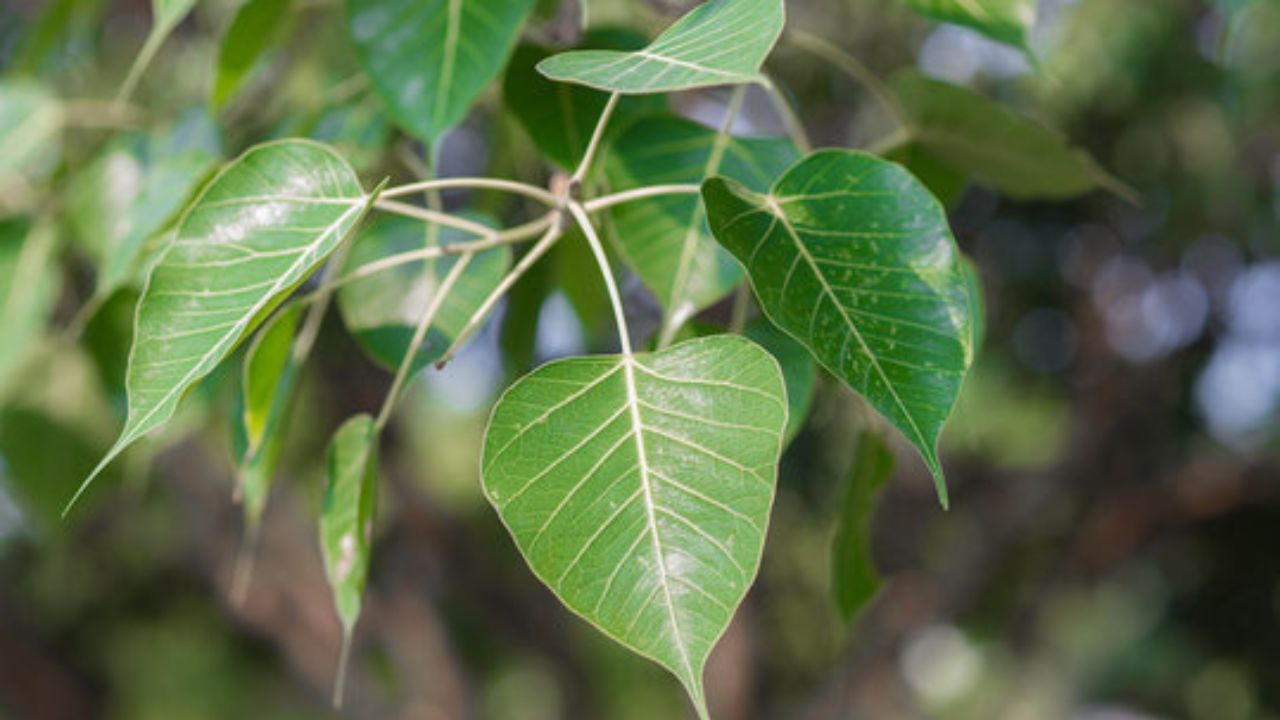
[898,0,1035,50]
[337,214,511,373]
[482,335,787,717]
[831,430,893,622]
[703,149,974,506]
[538,0,785,94]
[606,115,797,328]
[347,0,537,145]
[68,140,373,511]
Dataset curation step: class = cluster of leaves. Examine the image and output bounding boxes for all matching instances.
[0,0,1123,715]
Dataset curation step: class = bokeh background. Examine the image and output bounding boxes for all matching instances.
[2,0,1279,718]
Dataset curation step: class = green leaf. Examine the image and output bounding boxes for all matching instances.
[347,0,537,145]
[482,335,787,716]
[898,0,1035,50]
[0,80,62,191]
[211,0,293,110]
[892,71,1117,201]
[504,29,663,170]
[68,140,372,512]
[319,413,379,631]
[742,318,815,445]
[116,0,200,100]
[236,303,304,524]
[702,149,974,507]
[153,0,198,31]
[336,214,511,373]
[68,112,222,297]
[1,408,117,534]
[606,115,798,326]
[0,219,59,399]
[538,0,785,94]
[831,430,893,622]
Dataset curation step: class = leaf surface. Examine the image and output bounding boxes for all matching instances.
[538,0,784,94]
[831,430,893,622]
[211,0,293,110]
[320,414,378,631]
[899,0,1035,49]
[482,335,787,716]
[606,115,797,324]
[70,140,371,510]
[0,219,59,398]
[742,318,815,444]
[347,0,536,144]
[703,149,973,505]
[0,80,62,190]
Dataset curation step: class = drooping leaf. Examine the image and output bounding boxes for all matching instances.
[606,115,797,328]
[482,335,787,717]
[504,28,664,169]
[68,111,222,297]
[211,0,293,110]
[68,140,372,511]
[319,413,379,632]
[538,0,785,95]
[0,219,59,399]
[702,149,973,506]
[831,430,894,622]
[742,318,815,445]
[892,71,1118,200]
[347,0,537,145]
[898,0,1035,50]
[336,214,511,373]
[0,81,62,195]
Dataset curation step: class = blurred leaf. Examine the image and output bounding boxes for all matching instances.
[743,317,816,445]
[0,408,116,533]
[117,0,200,100]
[347,0,537,146]
[503,28,663,170]
[538,0,784,94]
[0,218,59,399]
[606,115,797,328]
[211,0,293,110]
[12,0,106,74]
[337,214,511,373]
[892,71,1119,200]
[482,335,787,718]
[68,111,221,297]
[703,149,974,507]
[830,430,893,622]
[70,140,372,511]
[320,413,378,632]
[0,80,62,192]
[898,0,1035,50]
[498,245,553,376]
[272,100,392,175]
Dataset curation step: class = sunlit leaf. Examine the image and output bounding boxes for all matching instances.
[606,115,797,327]
[211,0,293,110]
[347,0,537,145]
[538,0,784,94]
[337,214,511,373]
[742,318,815,445]
[319,413,378,632]
[69,140,373,511]
[703,149,973,506]
[830,430,893,622]
[892,71,1119,200]
[483,335,787,717]
[0,219,59,399]
[898,0,1035,50]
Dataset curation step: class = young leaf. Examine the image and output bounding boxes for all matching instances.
[0,219,59,398]
[347,0,537,145]
[702,149,973,507]
[482,335,787,717]
[831,430,894,622]
[241,303,302,470]
[336,214,512,373]
[504,29,664,170]
[211,0,293,110]
[606,115,798,328]
[742,318,815,445]
[892,71,1119,200]
[898,0,1035,50]
[538,0,785,94]
[0,80,62,189]
[67,140,372,512]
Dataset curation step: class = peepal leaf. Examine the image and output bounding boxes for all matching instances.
[68,140,372,512]
[337,214,511,373]
[0,81,62,191]
[606,115,798,326]
[898,0,1035,49]
[703,150,973,506]
[483,335,787,717]
[0,219,59,397]
[212,0,293,110]
[831,430,894,622]
[347,0,537,145]
[320,413,379,631]
[538,0,785,94]
[892,71,1118,200]
[742,318,815,444]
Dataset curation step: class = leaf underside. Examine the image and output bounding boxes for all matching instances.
[482,335,787,715]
